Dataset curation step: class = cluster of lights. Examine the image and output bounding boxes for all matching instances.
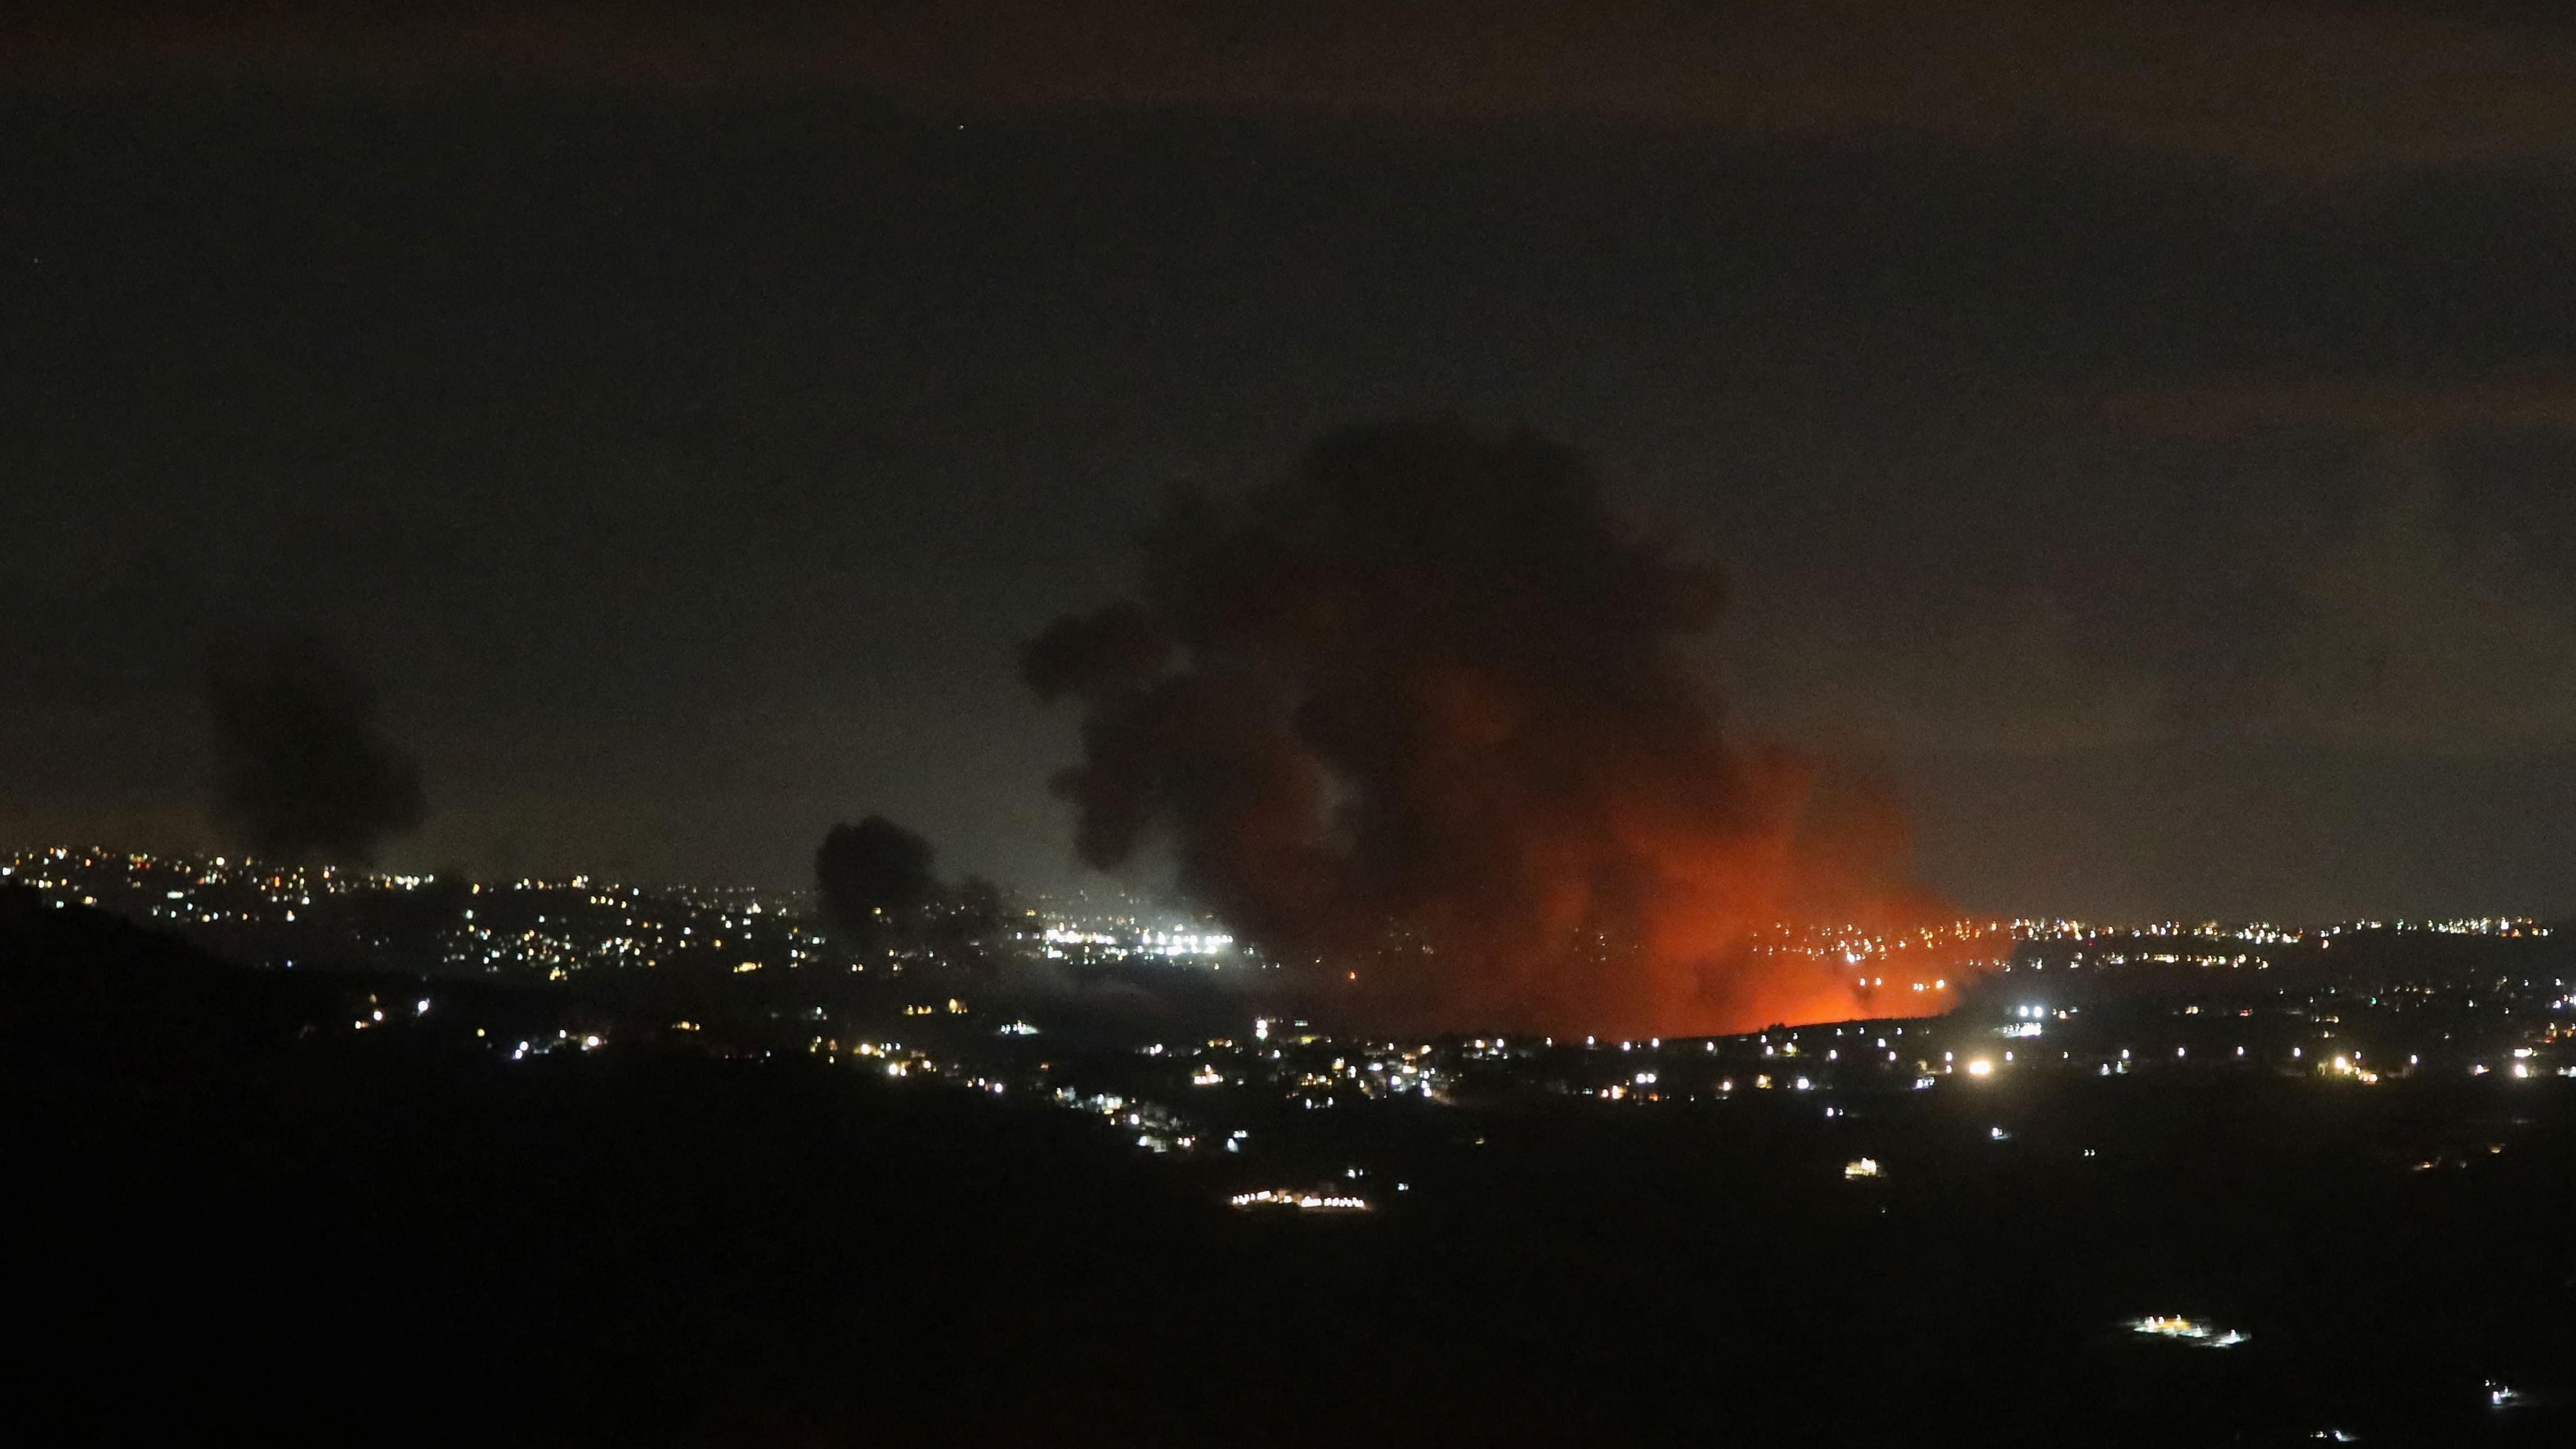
[1034,922,1236,962]
[2131,1316,2247,1348]
[1228,1189,1369,1212]
[2,848,831,979]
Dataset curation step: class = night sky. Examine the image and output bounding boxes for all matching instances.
[8,2,2576,921]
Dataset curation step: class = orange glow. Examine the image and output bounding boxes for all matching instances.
[1030,423,2000,1041]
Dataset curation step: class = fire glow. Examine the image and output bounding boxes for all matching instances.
[1027,423,1988,1038]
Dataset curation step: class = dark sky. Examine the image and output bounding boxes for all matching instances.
[7,2,2576,921]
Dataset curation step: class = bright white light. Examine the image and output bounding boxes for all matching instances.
[2131,1316,2247,1348]
[1229,1189,1370,1212]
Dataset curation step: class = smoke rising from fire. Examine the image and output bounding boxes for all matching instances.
[206,633,427,866]
[1025,422,1972,1035]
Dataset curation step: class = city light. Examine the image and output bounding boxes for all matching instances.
[2130,1317,2247,1348]
[1229,1190,1370,1212]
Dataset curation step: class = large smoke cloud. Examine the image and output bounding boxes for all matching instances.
[1026,421,1962,1035]
[206,633,426,866]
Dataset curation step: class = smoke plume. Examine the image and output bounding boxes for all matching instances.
[1025,422,1967,1035]
[815,815,938,950]
[206,633,426,866]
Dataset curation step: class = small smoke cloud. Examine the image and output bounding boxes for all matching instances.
[205,633,426,865]
[814,815,940,945]
[1026,421,1964,1035]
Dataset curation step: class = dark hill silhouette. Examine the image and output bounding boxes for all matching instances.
[6,888,2574,1446]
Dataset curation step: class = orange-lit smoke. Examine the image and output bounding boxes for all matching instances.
[1025,422,1987,1037]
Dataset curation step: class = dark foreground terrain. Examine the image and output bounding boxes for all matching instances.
[7,889,2573,1447]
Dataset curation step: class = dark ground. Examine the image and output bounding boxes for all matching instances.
[7,891,2573,1447]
